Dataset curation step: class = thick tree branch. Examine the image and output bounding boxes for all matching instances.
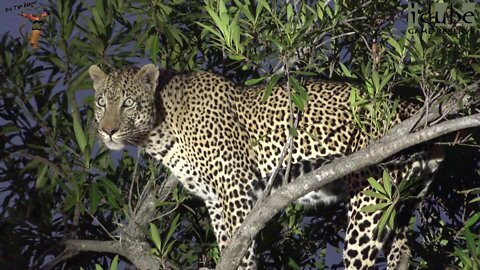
[217,109,480,269]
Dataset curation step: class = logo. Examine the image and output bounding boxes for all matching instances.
[4,0,38,13]
[407,2,476,34]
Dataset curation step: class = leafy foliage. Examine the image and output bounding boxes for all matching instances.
[0,0,479,269]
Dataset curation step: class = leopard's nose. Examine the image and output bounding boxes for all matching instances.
[101,125,118,136]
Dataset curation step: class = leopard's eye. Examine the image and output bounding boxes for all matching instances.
[123,98,135,108]
[96,97,106,107]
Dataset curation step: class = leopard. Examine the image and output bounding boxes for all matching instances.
[88,63,444,270]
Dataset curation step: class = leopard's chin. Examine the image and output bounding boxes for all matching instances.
[103,138,125,150]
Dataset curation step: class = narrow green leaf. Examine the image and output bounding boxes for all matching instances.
[150,33,159,63]
[464,228,475,255]
[229,54,245,61]
[266,36,284,52]
[73,114,87,152]
[362,190,389,200]
[205,6,226,38]
[242,4,254,22]
[291,92,306,112]
[287,257,301,270]
[286,3,294,23]
[376,204,393,238]
[95,264,104,270]
[64,194,76,211]
[290,76,308,111]
[163,214,180,253]
[379,72,394,91]
[256,0,271,15]
[195,22,224,41]
[388,207,396,230]
[383,170,392,199]
[386,37,402,56]
[35,164,49,189]
[468,197,480,204]
[110,255,119,270]
[367,177,387,195]
[262,74,281,102]
[150,223,162,251]
[89,182,101,214]
[339,62,355,78]
[91,8,106,36]
[454,247,472,267]
[100,178,121,197]
[48,55,65,71]
[371,70,380,92]
[360,202,390,213]
[93,149,111,164]
[245,76,266,86]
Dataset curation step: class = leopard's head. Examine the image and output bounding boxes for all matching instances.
[88,63,159,150]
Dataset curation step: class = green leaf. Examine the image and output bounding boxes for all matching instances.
[360,202,390,213]
[245,76,267,86]
[382,170,392,199]
[262,74,281,102]
[149,33,159,63]
[195,22,223,41]
[95,264,104,270]
[64,194,77,211]
[35,164,49,189]
[379,72,394,91]
[266,36,284,52]
[100,178,121,197]
[469,196,480,204]
[110,255,119,270]
[387,37,402,56]
[361,190,389,200]
[290,76,308,111]
[454,247,472,267]
[339,62,355,78]
[367,177,386,195]
[464,213,480,229]
[93,149,111,164]
[150,223,162,251]
[256,0,271,15]
[387,207,396,230]
[371,70,380,93]
[72,111,87,152]
[89,182,101,214]
[291,92,306,112]
[91,8,106,37]
[205,6,226,39]
[376,204,394,238]
[464,228,476,255]
[287,257,301,270]
[163,214,180,253]
[48,55,65,71]
[229,54,245,61]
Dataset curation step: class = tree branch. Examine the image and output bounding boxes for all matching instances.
[217,107,480,269]
[45,174,179,270]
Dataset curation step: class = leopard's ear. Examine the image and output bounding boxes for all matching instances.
[136,63,159,92]
[88,65,106,90]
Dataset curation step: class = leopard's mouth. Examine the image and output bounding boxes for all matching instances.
[98,131,125,150]
[104,138,125,150]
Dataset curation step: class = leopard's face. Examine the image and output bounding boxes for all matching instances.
[88,64,159,150]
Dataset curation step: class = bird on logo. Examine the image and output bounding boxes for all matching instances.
[19,9,50,48]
